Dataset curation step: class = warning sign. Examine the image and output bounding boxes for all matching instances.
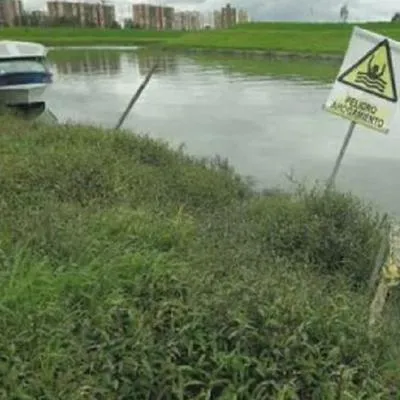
[326,95,388,133]
[324,26,400,134]
[337,39,397,102]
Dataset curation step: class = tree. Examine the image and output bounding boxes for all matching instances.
[391,12,400,22]
[123,18,134,29]
[340,4,349,23]
[110,20,121,29]
[18,12,46,27]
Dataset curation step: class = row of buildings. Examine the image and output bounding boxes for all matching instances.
[0,0,112,27]
[132,3,249,31]
[215,3,249,29]
[47,1,115,27]
[0,0,23,26]
[0,0,249,29]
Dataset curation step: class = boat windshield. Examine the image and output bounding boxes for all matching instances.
[0,59,47,75]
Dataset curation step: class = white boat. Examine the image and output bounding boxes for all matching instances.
[0,40,52,107]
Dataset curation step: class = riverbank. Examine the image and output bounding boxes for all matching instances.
[162,21,400,58]
[3,22,400,56]
[0,115,399,397]
[0,27,183,46]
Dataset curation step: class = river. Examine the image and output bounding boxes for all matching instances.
[45,47,400,216]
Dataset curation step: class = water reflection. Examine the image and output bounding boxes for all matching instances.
[191,53,341,83]
[136,52,179,76]
[49,49,122,76]
[49,50,180,77]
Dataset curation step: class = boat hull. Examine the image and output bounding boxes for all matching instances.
[0,83,48,106]
[0,41,52,108]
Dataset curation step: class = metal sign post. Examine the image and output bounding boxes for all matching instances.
[323,27,400,190]
[326,121,356,189]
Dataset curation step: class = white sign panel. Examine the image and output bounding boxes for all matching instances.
[324,26,400,134]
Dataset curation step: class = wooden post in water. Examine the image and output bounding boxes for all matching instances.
[326,121,356,190]
[114,64,158,131]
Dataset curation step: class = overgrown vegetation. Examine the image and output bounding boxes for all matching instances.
[0,116,399,398]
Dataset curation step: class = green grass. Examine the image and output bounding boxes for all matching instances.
[164,22,400,55]
[3,22,400,55]
[0,115,399,398]
[0,27,184,46]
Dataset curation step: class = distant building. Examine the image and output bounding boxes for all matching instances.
[132,4,174,30]
[99,3,115,27]
[173,11,185,30]
[22,10,48,26]
[203,11,213,28]
[47,1,115,27]
[87,3,115,27]
[185,10,200,30]
[163,6,174,29]
[221,3,236,28]
[173,10,200,31]
[237,9,249,23]
[0,0,23,26]
[31,10,47,20]
[132,3,149,29]
[213,10,221,29]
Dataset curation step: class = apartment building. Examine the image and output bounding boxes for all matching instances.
[132,3,147,28]
[0,0,23,26]
[132,3,174,30]
[22,10,48,26]
[47,1,115,27]
[213,10,221,29]
[187,10,200,30]
[237,9,249,23]
[221,3,236,28]
[163,6,174,29]
[202,11,212,29]
[172,11,184,30]
[173,10,200,31]
[96,3,115,27]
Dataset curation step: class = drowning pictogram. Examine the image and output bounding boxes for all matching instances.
[337,39,398,102]
[355,55,386,92]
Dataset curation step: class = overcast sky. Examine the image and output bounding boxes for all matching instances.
[25,0,399,23]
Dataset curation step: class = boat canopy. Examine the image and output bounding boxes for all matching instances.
[0,41,47,60]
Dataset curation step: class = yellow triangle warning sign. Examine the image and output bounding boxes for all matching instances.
[338,39,397,102]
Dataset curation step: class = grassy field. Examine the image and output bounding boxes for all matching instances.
[3,22,400,54]
[0,27,184,46]
[0,115,399,397]
[165,22,400,55]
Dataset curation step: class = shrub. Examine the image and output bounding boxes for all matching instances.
[244,186,382,286]
[0,116,397,398]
